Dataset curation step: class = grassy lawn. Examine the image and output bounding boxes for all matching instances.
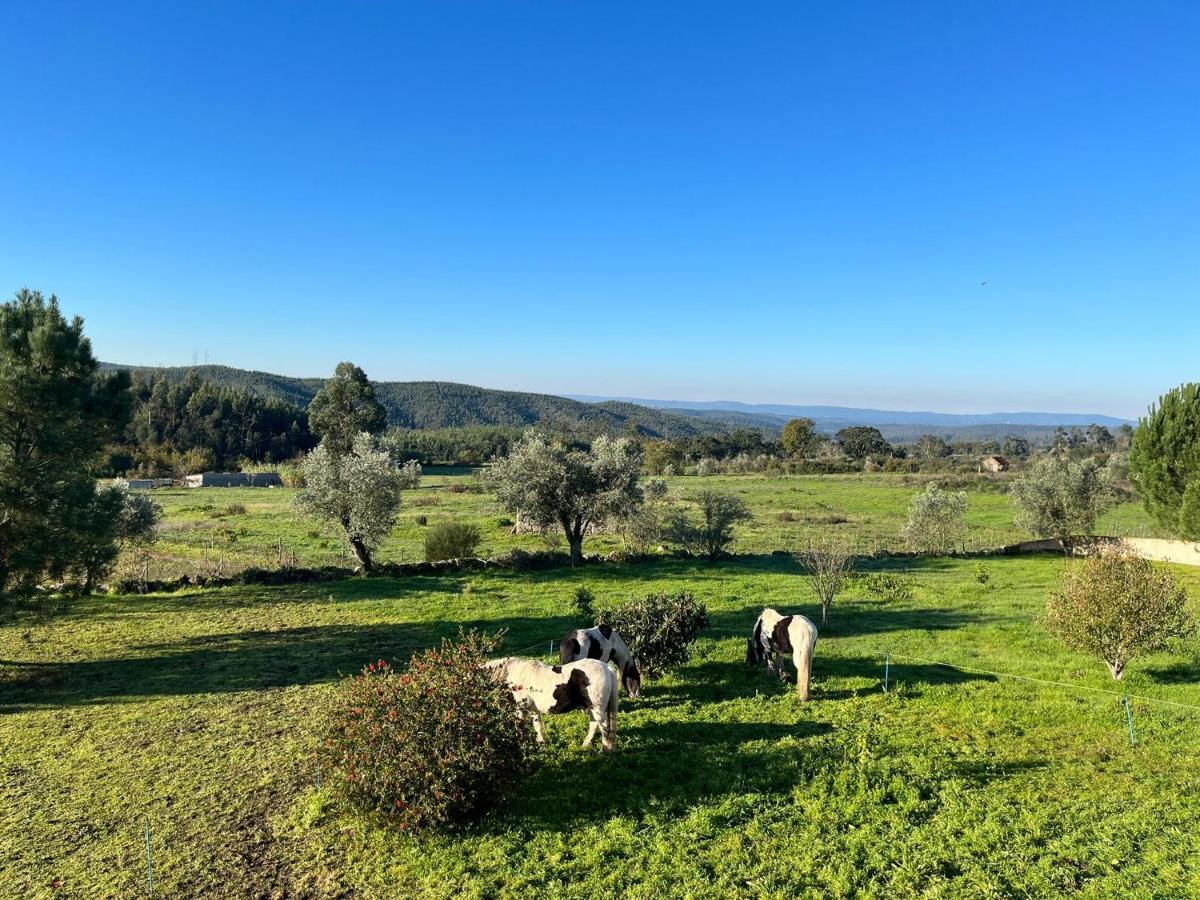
[3,553,1198,897]
[130,473,1160,579]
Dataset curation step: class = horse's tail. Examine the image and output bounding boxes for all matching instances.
[794,622,817,701]
[559,633,579,664]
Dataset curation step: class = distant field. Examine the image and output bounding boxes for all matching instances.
[125,472,1162,580]
[2,555,1198,897]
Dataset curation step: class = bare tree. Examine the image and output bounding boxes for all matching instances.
[795,535,854,625]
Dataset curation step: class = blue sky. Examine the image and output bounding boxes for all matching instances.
[2,3,1196,417]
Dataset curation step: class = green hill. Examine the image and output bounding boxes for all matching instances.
[103,364,723,439]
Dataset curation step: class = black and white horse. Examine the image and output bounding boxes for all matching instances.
[486,657,619,750]
[559,623,642,698]
[746,608,818,700]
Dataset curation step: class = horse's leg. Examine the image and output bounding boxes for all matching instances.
[531,709,546,744]
[582,710,600,748]
[602,686,618,751]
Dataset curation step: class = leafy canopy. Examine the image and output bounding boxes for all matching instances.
[484,433,642,565]
[295,433,405,571]
[1046,551,1195,680]
[903,484,968,554]
[308,362,388,456]
[1009,455,1117,545]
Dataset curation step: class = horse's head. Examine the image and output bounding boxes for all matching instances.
[746,637,764,666]
[622,660,642,698]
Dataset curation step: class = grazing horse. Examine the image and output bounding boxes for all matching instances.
[746,608,818,700]
[559,623,642,698]
[486,657,618,750]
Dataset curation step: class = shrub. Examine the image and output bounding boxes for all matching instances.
[902,484,968,555]
[796,535,854,625]
[321,633,538,829]
[1045,551,1196,680]
[666,490,752,560]
[618,504,664,555]
[598,592,709,677]
[857,572,915,604]
[424,521,482,561]
[974,563,991,585]
[572,586,596,621]
[643,479,669,501]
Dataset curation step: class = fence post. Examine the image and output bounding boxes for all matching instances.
[1124,696,1136,746]
[144,818,154,894]
[883,654,890,693]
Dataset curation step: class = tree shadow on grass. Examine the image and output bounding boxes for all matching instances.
[502,717,835,831]
[1143,659,1200,685]
[636,654,996,708]
[0,612,577,713]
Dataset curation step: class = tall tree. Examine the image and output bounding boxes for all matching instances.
[835,426,892,460]
[484,433,643,565]
[308,362,388,456]
[780,418,819,458]
[1129,384,1200,539]
[0,290,131,595]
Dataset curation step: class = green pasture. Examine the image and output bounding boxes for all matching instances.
[128,473,1160,579]
[2,553,1198,897]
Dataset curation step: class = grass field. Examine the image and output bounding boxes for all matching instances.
[126,473,1161,580]
[3,544,1199,896]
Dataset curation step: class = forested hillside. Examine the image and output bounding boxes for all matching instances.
[103,364,723,439]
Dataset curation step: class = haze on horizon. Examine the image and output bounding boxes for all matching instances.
[3,4,1197,421]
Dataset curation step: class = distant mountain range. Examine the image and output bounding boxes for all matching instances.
[570,395,1132,431]
[104,363,1132,444]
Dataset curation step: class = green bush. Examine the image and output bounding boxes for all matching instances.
[572,586,596,621]
[424,521,482,561]
[599,592,709,677]
[1046,551,1195,680]
[320,633,538,829]
[857,572,915,604]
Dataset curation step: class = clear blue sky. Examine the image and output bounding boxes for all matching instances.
[2,3,1196,417]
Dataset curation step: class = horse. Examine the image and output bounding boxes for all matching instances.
[559,623,642,698]
[486,656,619,750]
[746,608,818,700]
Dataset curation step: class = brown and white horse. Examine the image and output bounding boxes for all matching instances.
[746,608,818,700]
[559,623,642,698]
[486,656,619,750]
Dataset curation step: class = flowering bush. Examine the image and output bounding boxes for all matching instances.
[321,633,538,829]
[599,591,709,677]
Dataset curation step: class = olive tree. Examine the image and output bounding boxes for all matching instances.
[1046,551,1195,680]
[1009,455,1117,549]
[484,433,642,566]
[1129,383,1200,539]
[295,433,406,572]
[902,484,968,554]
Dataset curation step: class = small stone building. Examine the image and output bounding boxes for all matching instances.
[980,455,1010,474]
[184,472,283,488]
